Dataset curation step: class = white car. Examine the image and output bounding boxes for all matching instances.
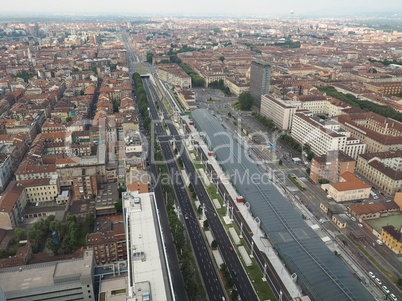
[351,217,357,222]
[376,239,383,246]
[382,286,390,294]
[375,278,382,285]
[369,271,375,279]
[358,223,363,228]
[390,293,397,301]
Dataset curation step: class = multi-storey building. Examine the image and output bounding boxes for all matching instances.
[260,94,298,130]
[0,249,95,300]
[291,112,347,156]
[15,163,57,181]
[0,154,13,192]
[20,175,60,203]
[364,81,402,95]
[310,151,356,183]
[381,225,402,254]
[86,224,126,265]
[73,176,98,200]
[338,113,402,153]
[0,181,27,229]
[356,150,402,195]
[157,63,191,89]
[250,60,271,109]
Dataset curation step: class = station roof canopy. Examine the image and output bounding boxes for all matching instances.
[191,109,374,301]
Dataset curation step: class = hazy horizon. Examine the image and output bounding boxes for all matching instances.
[1,0,401,18]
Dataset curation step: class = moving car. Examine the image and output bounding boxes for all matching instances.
[351,217,357,222]
[232,269,237,276]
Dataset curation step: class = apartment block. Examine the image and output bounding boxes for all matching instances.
[86,224,126,265]
[73,176,98,200]
[0,154,13,192]
[291,112,347,156]
[381,225,402,254]
[338,113,402,153]
[310,151,356,183]
[260,94,298,130]
[356,150,402,195]
[157,63,191,89]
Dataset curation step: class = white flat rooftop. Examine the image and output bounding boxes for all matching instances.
[123,191,167,301]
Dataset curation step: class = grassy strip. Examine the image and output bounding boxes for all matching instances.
[207,99,221,102]
[162,96,173,114]
[288,174,303,191]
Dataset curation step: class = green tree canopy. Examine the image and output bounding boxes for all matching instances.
[238,92,254,110]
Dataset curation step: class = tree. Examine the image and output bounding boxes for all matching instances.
[211,239,218,249]
[65,117,72,122]
[219,56,225,62]
[319,179,329,184]
[197,205,203,215]
[85,213,95,231]
[80,90,84,95]
[228,112,232,118]
[231,289,239,301]
[146,53,154,64]
[203,220,209,229]
[46,238,59,256]
[15,227,26,241]
[238,92,254,110]
[115,198,123,213]
[278,159,283,166]
[66,215,77,225]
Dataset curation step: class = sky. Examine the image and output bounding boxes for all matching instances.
[2,0,401,16]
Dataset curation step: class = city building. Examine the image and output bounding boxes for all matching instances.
[381,225,402,254]
[157,63,191,89]
[260,94,298,130]
[0,249,95,300]
[123,190,168,300]
[291,112,347,156]
[310,151,356,183]
[338,113,402,153]
[73,176,98,200]
[0,154,13,192]
[86,223,126,265]
[356,150,402,195]
[291,112,366,158]
[249,60,271,109]
[325,172,371,202]
[349,201,399,221]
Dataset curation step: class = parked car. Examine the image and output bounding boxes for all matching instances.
[369,271,375,279]
[376,239,384,246]
[358,223,363,228]
[390,293,397,301]
[375,278,382,285]
[382,286,390,294]
[351,217,357,222]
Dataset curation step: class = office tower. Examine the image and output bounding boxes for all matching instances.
[249,60,271,109]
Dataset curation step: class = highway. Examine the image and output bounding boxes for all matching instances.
[143,78,227,301]
[144,77,272,301]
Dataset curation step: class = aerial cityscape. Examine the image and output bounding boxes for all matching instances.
[0,3,400,301]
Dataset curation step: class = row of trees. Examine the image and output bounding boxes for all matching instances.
[251,112,277,131]
[368,58,402,66]
[318,86,402,122]
[179,63,205,87]
[219,263,239,301]
[208,79,231,96]
[133,72,152,133]
[280,134,314,160]
[11,70,36,83]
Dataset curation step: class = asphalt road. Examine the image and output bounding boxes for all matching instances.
[143,78,227,301]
